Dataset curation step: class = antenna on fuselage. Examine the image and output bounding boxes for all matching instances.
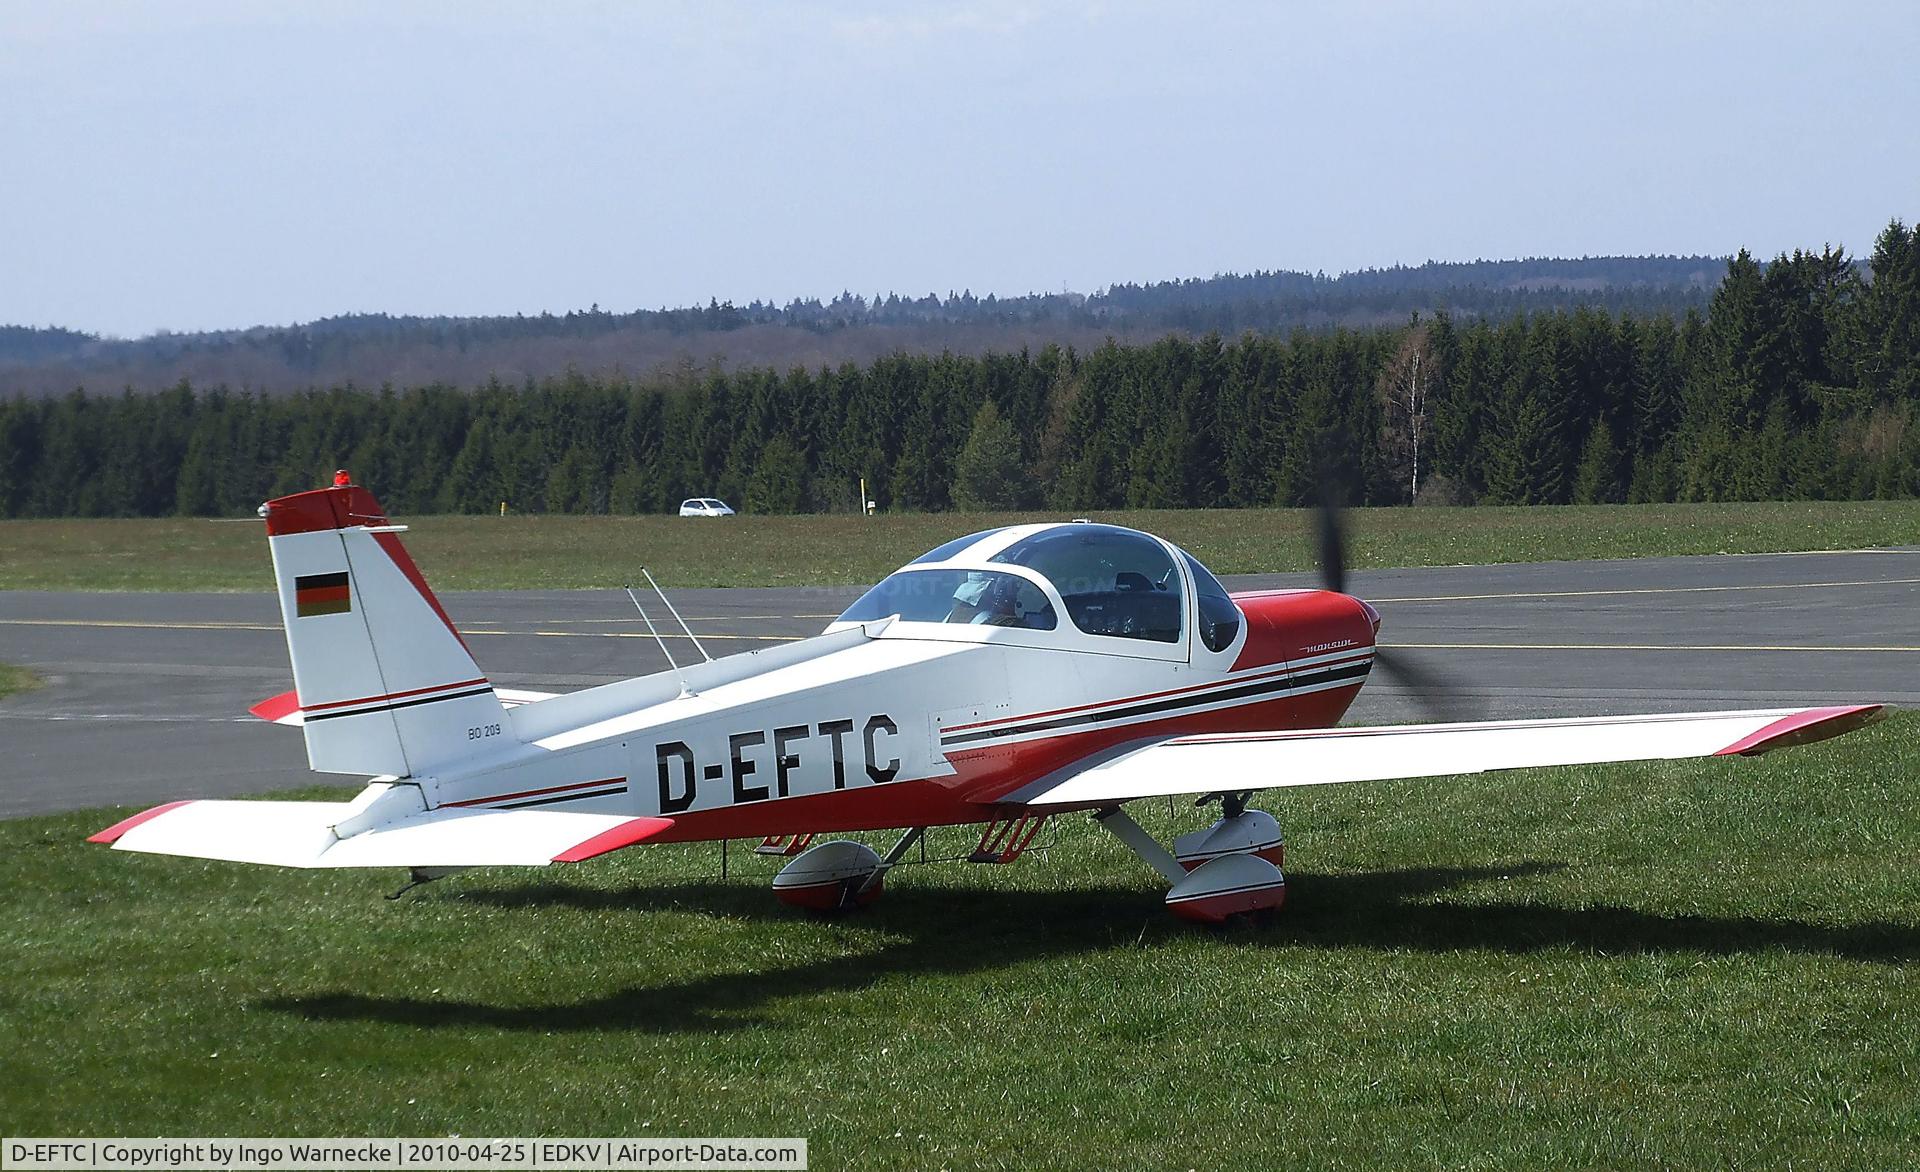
[642,566,712,663]
[625,584,696,698]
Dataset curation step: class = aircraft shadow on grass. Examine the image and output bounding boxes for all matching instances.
[257,862,1920,1035]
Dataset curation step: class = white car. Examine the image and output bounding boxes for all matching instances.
[678,497,735,517]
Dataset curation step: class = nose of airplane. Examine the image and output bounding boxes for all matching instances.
[1357,597,1381,635]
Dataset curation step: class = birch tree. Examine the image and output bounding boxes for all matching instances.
[1377,323,1436,502]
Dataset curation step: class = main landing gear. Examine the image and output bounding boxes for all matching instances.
[770,827,926,911]
[1096,794,1287,924]
[762,799,1285,923]
[767,810,1051,912]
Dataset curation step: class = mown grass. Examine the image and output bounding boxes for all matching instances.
[3,499,1919,591]
[6,715,1917,1167]
[0,662,40,699]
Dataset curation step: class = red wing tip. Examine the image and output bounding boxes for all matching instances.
[552,816,677,863]
[248,690,301,723]
[1717,704,1886,757]
[88,800,195,844]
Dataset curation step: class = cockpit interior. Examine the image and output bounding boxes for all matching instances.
[836,523,1242,651]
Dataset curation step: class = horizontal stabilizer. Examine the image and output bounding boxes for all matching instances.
[91,797,674,868]
[249,687,559,727]
[1009,705,1884,807]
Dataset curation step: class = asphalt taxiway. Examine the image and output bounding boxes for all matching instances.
[2,550,1914,816]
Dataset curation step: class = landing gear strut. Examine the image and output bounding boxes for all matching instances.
[386,866,469,901]
[1199,790,1254,820]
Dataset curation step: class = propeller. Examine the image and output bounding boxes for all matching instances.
[1309,467,1474,723]
[1312,480,1348,597]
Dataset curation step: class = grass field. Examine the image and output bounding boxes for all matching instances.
[4,499,1920,591]
[0,662,39,699]
[6,715,1916,1167]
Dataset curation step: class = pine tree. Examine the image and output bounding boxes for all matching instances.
[1273,376,1340,507]
[1572,420,1624,503]
[1631,317,1683,456]
[1428,316,1488,501]
[951,400,1031,511]
[0,399,40,517]
[1859,219,1920,402]
[545,447,603,513]
[744,433,807,514]
[441,420,499,513]
[173,426,220,516]
[1032,360,1083,504]
[609,462,648,513]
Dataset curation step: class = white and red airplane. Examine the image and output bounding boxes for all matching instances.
[90,476,1884,922]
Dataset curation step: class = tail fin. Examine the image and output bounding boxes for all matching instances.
[263,479,508,777]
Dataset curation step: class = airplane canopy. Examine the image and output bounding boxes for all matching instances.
[839,522,1236,648]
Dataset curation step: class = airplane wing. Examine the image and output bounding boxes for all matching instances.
[248,687,559,727]
[90,797,674,868]
[1006,705,1884,808]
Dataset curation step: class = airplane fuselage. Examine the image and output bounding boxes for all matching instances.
[412,588,1378,843]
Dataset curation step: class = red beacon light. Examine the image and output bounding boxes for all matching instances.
[333,469,353,487]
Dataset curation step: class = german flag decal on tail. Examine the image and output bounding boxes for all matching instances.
[294,571,351,617]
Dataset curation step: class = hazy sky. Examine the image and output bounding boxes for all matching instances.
[3,1,1916,337]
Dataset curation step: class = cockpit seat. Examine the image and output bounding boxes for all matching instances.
[1062,589,1182,642]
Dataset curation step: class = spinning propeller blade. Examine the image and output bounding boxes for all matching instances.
[1312,479,1348,597]
[1370,645,1476,722]
[1310,471,1475,722]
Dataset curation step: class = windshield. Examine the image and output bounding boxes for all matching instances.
[1182,551,1241,653]
[837,569,1057,630]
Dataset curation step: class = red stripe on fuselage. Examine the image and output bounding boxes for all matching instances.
[300,676,489,713]
[943,662,1297,733]
[942,682,1364,806]
[635,681,1365,843]
[941,650,1371,737]
[446,777,628,808]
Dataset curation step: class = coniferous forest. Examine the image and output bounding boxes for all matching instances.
[2,223,1917,519]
